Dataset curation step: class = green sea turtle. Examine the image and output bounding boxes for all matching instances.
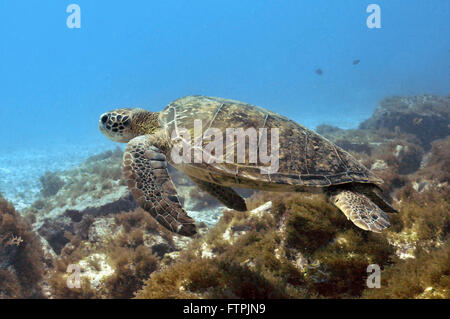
[99,96,397,236]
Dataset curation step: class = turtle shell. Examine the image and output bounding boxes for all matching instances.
[159,96,383,188]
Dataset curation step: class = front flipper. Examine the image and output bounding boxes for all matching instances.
[123,136,197,236]
[330,190,390,233]
[190,177,247,212]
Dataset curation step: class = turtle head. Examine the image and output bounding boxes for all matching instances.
[99,108,161,143]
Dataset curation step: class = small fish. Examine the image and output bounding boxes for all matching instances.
[413,117,423,126]
[352,59,360,65]
[315,68,323,75]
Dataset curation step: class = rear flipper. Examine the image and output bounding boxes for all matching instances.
[352,184,398,214]
[330,190,390,233]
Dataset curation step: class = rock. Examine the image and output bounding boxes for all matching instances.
[88,217,120,243]
[359,94,449,149]
[20,149,141,257]
[391,142,424,175]
[34,188,136,255]
[371,160,388,170]
[200,242,215,259]
[39,171,65,197]
[316,125,379,156]
[249,201,272,218]
[78,253,115,289]
[37,217,73,254]
[151,243,173,258]
[62,188,137,219]
[222,201,272,244]
[412,180,429,193]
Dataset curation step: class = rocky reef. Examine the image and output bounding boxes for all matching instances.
[0,94,448,299]
[135,186,448,299]
[359,95,449,149]
[11,147,212,298]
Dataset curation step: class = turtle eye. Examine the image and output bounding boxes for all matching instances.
[101,115,108,123]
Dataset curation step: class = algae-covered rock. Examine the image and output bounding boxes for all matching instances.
[135,194,395,299]
[414,136,450,187]
[22,149,136,253]
[136,176,448,299]
[40,171,65,197]
[47,206,201,299]
[359,94,449,149]
[362,243,450,299]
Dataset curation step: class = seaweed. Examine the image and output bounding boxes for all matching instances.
[362,243,450,299]
[137,254,294,299]
[48,207,168,299]
[415,137,450,184]
[395,187,449,242]
[136,192,394,299]
[0,195,45,298]
[278,193,393,298]
[40,171,65,197]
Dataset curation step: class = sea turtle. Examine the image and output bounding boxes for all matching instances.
[99,96,397,236]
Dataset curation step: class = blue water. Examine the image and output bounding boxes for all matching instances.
[0,1,449,207]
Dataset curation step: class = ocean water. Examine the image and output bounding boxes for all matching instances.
[0,0,448,207]
[1,0,449,208]
[0,0,449,301]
